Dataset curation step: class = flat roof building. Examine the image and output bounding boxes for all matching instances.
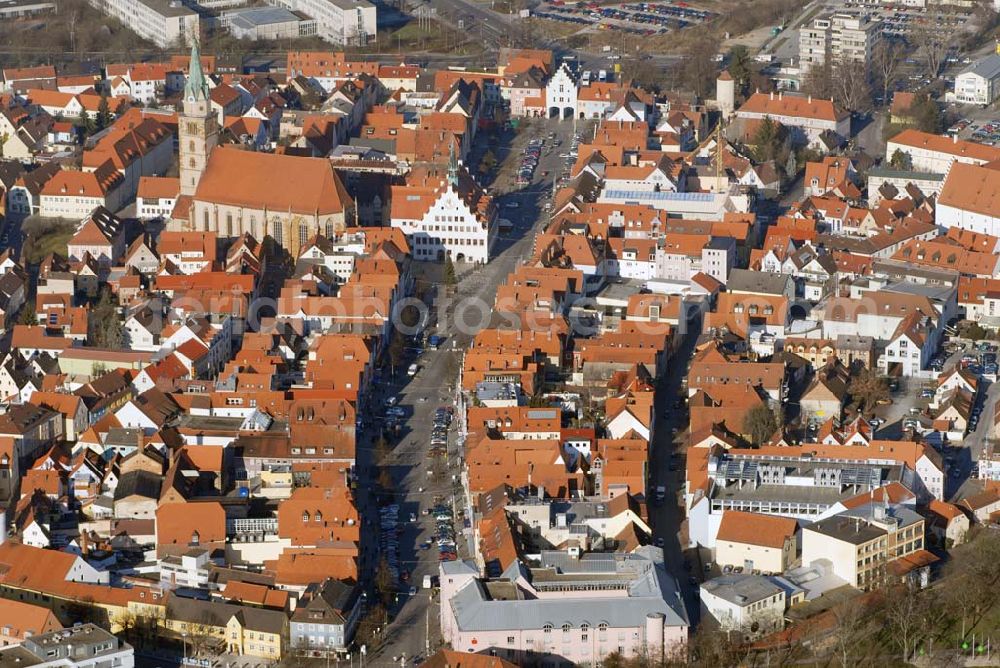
[88,0,199,48]
[0,624,134,668]
[276,0,377,45]
[221,6,317,41]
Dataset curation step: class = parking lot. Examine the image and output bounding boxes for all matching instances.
[953,118,1000,146]
[532,0,715,37]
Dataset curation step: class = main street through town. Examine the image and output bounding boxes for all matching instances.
[362,117,580,666]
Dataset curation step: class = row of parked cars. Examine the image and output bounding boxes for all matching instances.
[430,406,453,456]
[421,499,458,562]
[380,503,404,584]
[516,137,547,186]
[535,7,663,35]
[623,1,712,20]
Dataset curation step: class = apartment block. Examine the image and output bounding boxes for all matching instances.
[88,0,199,48]
[799,13,880,74]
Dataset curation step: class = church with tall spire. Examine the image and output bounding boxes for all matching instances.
[168,39,353,255]
[178,38,219,197]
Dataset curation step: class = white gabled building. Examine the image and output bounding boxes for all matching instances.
[953,53,1000,106]
[937,161,1000,237]
[886,129,1000,174]
[545,62,577,120]
[735,92,849,150]
[389,152,497,263]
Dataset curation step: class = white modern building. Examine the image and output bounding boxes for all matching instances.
[2,624,134,668]
[799,13,880,74]
[221,6,317,41]
[275,0,377,45]
[88,0,199,48]
[954,53,1000,106]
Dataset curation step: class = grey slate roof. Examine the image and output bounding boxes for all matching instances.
[114,470,162,501]
[726,268,792,296]
[962,53,1000,81]
[166,596,287,635]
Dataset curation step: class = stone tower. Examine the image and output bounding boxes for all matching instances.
[179,39,219,197]
[716,70,736,119]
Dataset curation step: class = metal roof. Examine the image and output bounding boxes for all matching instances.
[229,6,301,29]
[962,53,1000,82]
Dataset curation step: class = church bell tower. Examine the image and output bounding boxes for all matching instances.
[179,39,219,197]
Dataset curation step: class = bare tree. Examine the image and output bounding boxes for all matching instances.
[912,23,952,78]
[831,58,873,113]
[800,60,833,101]
[884,585,926,663]
[186,611,219,657]
[680,37,720,100]
[872,40,904,106]
[830,598,875,668]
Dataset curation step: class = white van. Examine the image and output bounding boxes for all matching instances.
[423,575,435,589]
[407,363,419,377]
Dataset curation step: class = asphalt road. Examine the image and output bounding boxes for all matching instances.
[365,117,579,667]
[647,314,702,624]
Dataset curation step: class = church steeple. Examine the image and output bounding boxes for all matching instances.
[447,140,458,189]
[178,37,218,198]
[184,38,208,103]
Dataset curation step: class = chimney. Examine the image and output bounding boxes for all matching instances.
[953,134,958,144]
[778,91,783,100]
[769,91,774,101]
[808,95,812,103]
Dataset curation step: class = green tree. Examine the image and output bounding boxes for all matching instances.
[95,94,113,132]
[527,392,549,408]
[443,255,457,285]
[889,148,913,171]
[75,108,95,138]
[728,45,752,94]
[912,94,941,134]
[88,288,123,349]
[18,300,36,326]
[960,321,987,341]
[848,367,889,415]
[750,116,785,163]
[742,403,778,447]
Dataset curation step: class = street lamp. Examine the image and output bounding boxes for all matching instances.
[181,632,188,664]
